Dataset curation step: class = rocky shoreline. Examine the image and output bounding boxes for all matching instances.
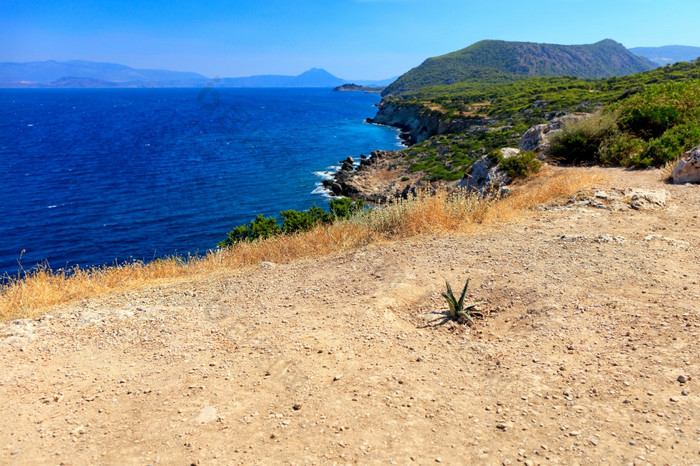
[321,106,629,203]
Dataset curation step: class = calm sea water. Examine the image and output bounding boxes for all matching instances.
[0,88,401,276]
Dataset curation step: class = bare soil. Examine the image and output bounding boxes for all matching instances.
[1,167,698,465]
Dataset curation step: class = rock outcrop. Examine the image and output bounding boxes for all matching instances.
[322,150,410,202]
[673,145,700,184]
[457,148,520,195]
[519,113,590,157]
[368,101,498,144]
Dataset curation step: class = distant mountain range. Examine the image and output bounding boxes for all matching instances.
[216,68,394,88]
[383,39,657,96]
[0,60,396,88]
[630,46,700,66]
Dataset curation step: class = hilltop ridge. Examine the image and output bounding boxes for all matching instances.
[384,39,657,96]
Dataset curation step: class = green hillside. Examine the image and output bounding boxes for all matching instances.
[383,39,657,96]
[382,59,700,181]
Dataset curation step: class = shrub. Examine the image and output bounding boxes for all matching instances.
[329,198,365,220]
[548,113,618,164]
[634,122,700,167]
[498,151,542,179]
[281,205,331,234]
[219,214,283,247]
[599,134,646,165]
[220,199,367,248]
[619,105,680,140]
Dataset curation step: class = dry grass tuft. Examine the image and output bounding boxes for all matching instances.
[0,167,601,321]
[660,158,679,182]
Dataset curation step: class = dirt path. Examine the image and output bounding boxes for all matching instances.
[1,167,698,465]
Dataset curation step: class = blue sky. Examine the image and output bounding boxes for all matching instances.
[2,0,699,80]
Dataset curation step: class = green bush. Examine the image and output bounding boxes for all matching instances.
[329,198,365,219]
[620,105,680,140]
[634,122,700,167]
[218,214,282,247]
[548,113,618,164]
[219,199,368,248]
[281,205,331,234]
[599,134,646,165]
[498,151,542,178]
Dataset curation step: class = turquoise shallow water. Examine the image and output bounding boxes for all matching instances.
[0,87,402,276]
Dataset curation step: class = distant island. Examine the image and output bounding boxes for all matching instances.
[333,83,385,94]
[629,45,700,66]
[0,61,397,89]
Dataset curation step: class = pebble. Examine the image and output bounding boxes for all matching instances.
[569,431,581,436]
[333,374,343,381]
[669,396,680,403]
[677,375,688,384]
[195,406,217,423]
[590,438,598,446]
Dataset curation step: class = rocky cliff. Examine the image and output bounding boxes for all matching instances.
[368,100,497,144]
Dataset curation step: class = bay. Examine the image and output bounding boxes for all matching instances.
[0,87,401,276]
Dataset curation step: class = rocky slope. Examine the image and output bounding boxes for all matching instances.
[1,167,697,465]
[368,100,498,145]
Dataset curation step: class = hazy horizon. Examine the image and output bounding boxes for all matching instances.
[3,0,700,81]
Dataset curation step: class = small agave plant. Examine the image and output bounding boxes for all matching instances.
[442,278,485,326]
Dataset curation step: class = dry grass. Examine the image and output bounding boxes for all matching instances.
[0,167,601,322]
[661,157,679,182]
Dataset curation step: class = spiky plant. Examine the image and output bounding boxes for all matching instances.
[442,278,485,326]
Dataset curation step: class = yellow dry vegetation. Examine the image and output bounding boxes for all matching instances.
[0,168,601,321]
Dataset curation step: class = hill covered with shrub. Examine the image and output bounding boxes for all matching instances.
[368,59,700,184]
[383,39,657,96]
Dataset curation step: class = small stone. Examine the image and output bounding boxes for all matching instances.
[195,406,217,423]
[677,375,688,384]
[569,431,581,436]
[524,460,534,466]
[681,389,689,396]
[670,396,680,402]
[496,422,510,431]
[293,403,302,411]
[629,439,636,445]
[436,457,442,463]
[590,438,598,446]
[333,374,343,381]
[11,449,21,456]
[501,460,511,466]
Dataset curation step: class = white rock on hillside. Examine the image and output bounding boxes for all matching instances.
[673,145,700,184]
[519,113,590,157]
[457,147,519,194]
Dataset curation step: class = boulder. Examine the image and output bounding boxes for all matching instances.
[457,148,519,194]
[519,113,590,157]
[673,145,700,184]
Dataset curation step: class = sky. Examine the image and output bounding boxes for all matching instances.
[2,0,699,80]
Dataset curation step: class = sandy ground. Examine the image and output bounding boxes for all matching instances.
[1,167,698,465]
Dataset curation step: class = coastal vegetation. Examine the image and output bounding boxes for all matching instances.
[377,59,700,181]
[0,168,599,321]
[218,198,365,247]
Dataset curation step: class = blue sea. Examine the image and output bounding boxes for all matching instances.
[0,88,402,276]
